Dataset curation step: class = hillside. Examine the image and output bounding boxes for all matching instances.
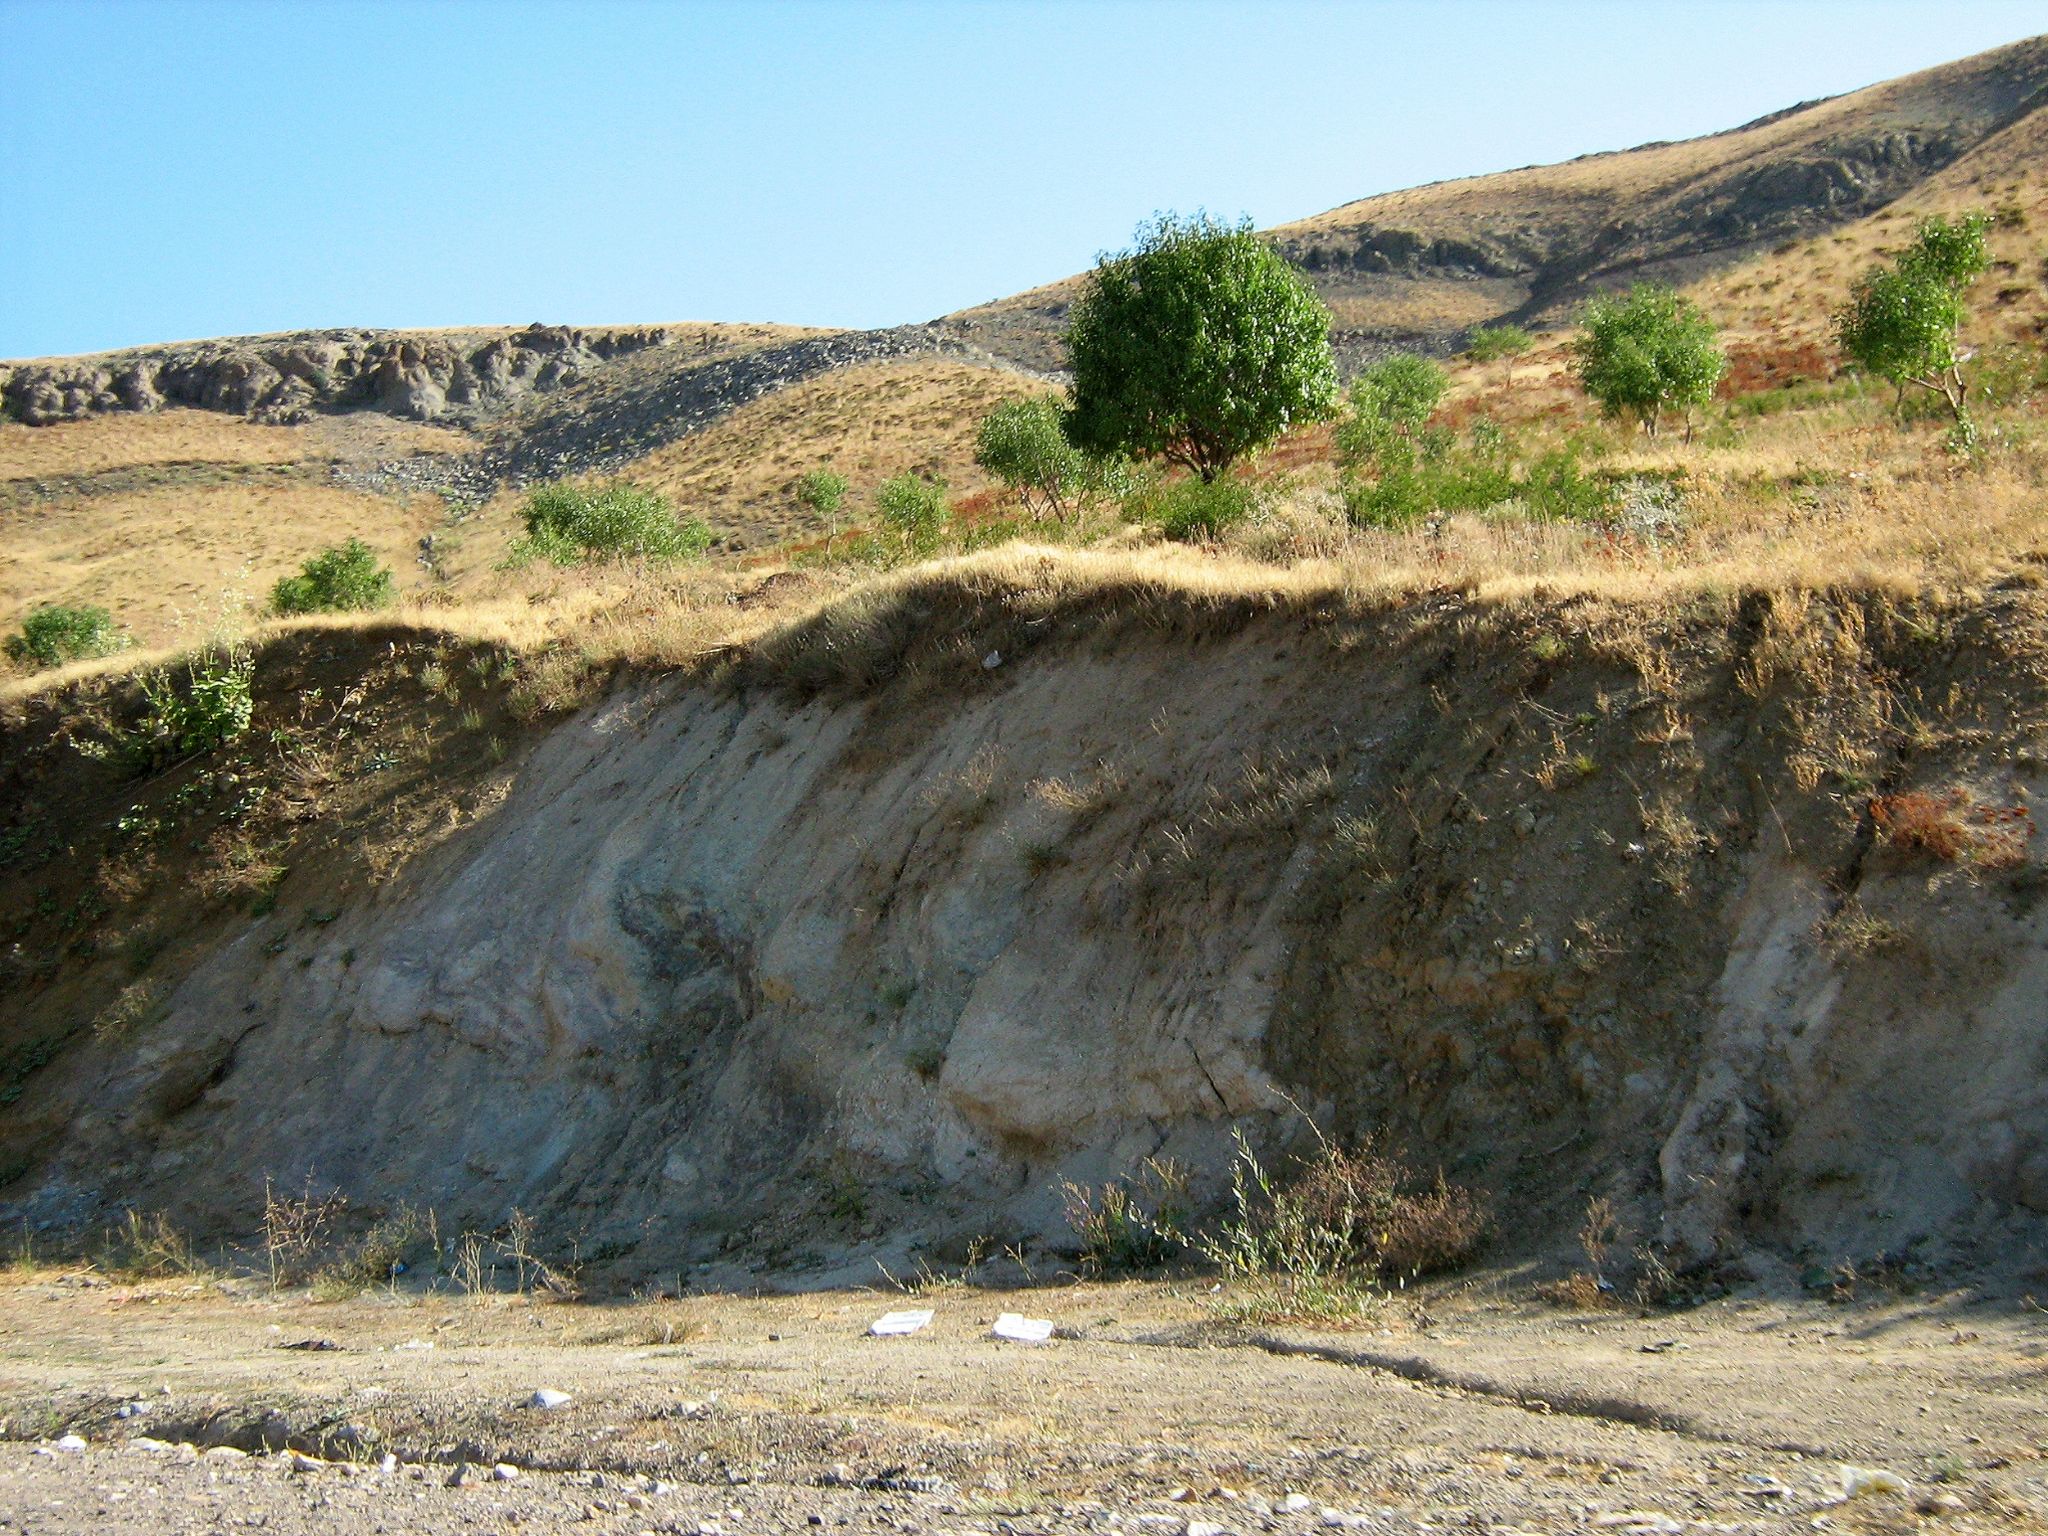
[945,33,2048,371]
[2,34,2047,1315]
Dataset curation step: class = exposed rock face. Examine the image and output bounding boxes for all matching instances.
[8,592,2043,1281]
[0,324,675,428]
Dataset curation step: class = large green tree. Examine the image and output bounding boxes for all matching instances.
[1064,213,1338,482]
[1835,212,1991,422]
[1570,284,1726,440]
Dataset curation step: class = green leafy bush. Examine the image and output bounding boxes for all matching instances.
[506,481,714,566]
[794,469,848,519]
[1464,323,1534,366]
[5,603,128,669]
[1336,354,1450,473]
[974,395,1100,519]
[1129,476,1259,541]
[130,647,255,769]
[874,473,950,555]
[270,538,396,615]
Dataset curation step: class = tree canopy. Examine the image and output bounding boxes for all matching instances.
[1570,284,1725,438]
[1064,212,1339,482]
[1835,212,1991,421]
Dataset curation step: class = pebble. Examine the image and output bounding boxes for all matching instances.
[494,1462,522,1481]
[1282,1494,1313,1514]
[204,1445,248,1461]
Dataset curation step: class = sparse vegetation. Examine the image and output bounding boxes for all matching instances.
[974,395,1098,520]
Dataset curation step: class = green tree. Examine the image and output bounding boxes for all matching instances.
[1064,212,1339,482]
[1570,284,1726,439]
[1464,323,1534,388]
[875,473,949,555]
[1335,354,1449,472]
[1835,212,1991,423]
[974,395,1097,520]
[5,603,128,669]
[270,538,396,615]
[795,468,848,527]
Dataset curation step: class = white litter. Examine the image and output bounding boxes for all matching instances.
[982,650,1003,670]
[393,1338,434,1352]
[992,1312,1054,1343]
[1592,1516,1680,1534]
[527,1388,574,1410]
[1840,1465,1910,1499]
[52,1434,87,1453]
[869,1308,934,1337]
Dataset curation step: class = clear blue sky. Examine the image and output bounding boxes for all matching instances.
[2,0,2042,359]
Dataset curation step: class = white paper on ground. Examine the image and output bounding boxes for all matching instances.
[992,1312,1054,1343]
[869,1309,935,1336]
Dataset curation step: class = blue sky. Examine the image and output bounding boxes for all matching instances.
[2,0,2043,359]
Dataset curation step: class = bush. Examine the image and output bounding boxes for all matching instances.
[1836,212,1991,424]
[794,469,848,520]
[507,480,714,566]
[5,603,128,669]
[1129,476,1260,542]
[974,395,1102,520]
[270,538,396,615]
[1464,323,1534,367]
[1336,354,1449,473]
[1179,1129,1488,1297]
[874,473,950,555]
[130,646,254,769]
[1060,1158,1192,1275]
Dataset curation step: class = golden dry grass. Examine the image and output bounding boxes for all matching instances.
[0,477,445,648]
[0,411,322,477]
[626,357,1044,543]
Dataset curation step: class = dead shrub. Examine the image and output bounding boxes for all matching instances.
[1870,788,2032,868]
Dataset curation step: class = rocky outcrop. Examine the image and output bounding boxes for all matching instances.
[0,323,675,428]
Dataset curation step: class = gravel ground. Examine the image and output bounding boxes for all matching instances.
[2,1272,2045,1534]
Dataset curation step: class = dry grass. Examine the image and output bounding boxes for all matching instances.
[1,476,445,649]
[624,357,1042,545]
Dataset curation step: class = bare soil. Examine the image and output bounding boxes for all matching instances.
[2,1271,2045,1534]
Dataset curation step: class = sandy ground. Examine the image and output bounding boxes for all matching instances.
[1,1271,2045,1534]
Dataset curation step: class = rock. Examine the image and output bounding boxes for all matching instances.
[494,1463,521,1481]
[204,1445,248,1461]
[1282,1494,1313,1514]
[52,1433,87,1453]
[1840,1465,1910,1498]
[528,1387,575,1410]
[115,1401,148,1418]
[1188,1523,1228,1536]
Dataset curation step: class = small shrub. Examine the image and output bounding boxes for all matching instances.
[1187,1130,1487,1287]
[874,473,950,555]
[1335,353,1449,472]
[794,468,848,519]
[121,646,254,770]
[270,538,396,615]
[1133,476,1259,541]
[98,1210,211,1281]
[5,604,128,669]
[1870,788,2031,868]
[1060,1157,1192,1275]
[506,480,714,566]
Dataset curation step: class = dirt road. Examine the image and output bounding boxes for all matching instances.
[1,1270,2044,1533]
